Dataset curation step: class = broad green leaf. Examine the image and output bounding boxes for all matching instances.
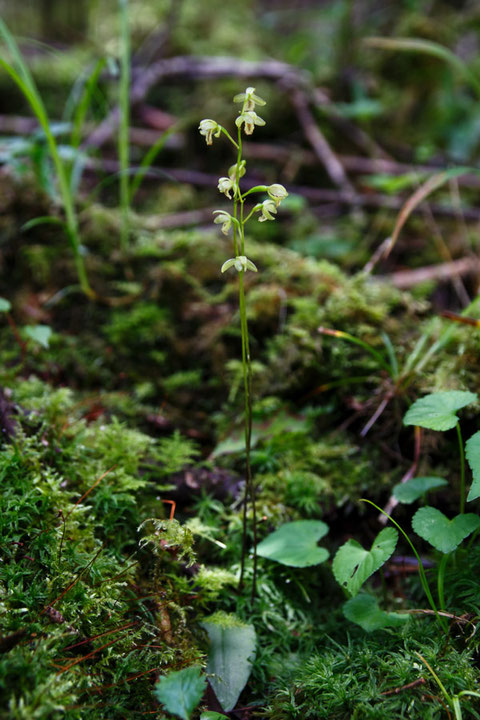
[393,476,448,504]
[154,666,206,720]
[200,713,228,720]
[23,325,52,349]
[0,297,11,313]
[343,593,409,632]
[201,612,256,712]
[412,507,480,553]
[466,431,480,502]
[257,520,329,567]
[403,391,477,431]
[332,527,398,596]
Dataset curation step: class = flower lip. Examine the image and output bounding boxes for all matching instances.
[218,177,235,199]
[199,118,221,145]
[258,199,277,222]
[213,210,233,235]
[235,111,266,135]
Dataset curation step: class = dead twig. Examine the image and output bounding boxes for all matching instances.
[378,257,480,289]
[379,426,422,524]
[290,88,357,198]
[381,677,426,696]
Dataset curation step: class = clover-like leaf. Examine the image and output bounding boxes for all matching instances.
[403,391,477,431]
[466,431,480,502]
[393,476,448,504]
[257,520,329,567]
[343,594,409,632]
[0,297,11,313]
[154,666,206,720]
[332,527,398,596]
[412,507,480,553]
[201,612,256,712]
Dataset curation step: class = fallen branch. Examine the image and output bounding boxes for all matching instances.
[378,256,480,289]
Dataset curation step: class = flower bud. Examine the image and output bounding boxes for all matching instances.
[267,183,288,206]
[199,118,221,145]
[228,160,246,180]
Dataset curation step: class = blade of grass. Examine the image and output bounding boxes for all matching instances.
[129,123,182,202]
[365,37,480,100]
[118,0,131,252]
[0,19,93,298]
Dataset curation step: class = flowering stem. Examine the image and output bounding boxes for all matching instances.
[220,126,239,149]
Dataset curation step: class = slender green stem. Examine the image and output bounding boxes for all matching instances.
[118,0,131,253]
[456,423,466,514]
[243,206,261,223]
[361,499,448,632]
[220,126,239,149]
[437,553,448,610]
[241,185,268,199]
[414,652,453,707]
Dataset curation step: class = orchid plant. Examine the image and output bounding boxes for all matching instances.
[199,88,288,597]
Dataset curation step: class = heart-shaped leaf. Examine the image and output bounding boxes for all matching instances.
[403,391,477,431]
[256,520,329,567]
[201,612,256,712]
[154,666,206,720]
[466,431,480,502]
[412,507,480,553]
[332,527,398,596]
[24,324,52,349]
[393,476,448,504]
[343,593,409,632]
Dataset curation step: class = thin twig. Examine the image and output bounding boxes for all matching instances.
[290,88,357,198]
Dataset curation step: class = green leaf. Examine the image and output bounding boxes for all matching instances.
[403,391,477,431]
[332,527,398,596]
[257,520,329,567]
[412,507,480,553]
[393,476,448,504]
[200,713,228,720]
[343,594,409,632]
[154,666,206,720]
[465,431,480,502]
[201,612,256,712]
[23,325,52,349]
[0,297,11,313]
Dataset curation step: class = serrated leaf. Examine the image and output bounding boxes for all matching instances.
[23,324,52,349]
[403,391,477,431]
[412,507,480,553]
[0,297,11,312]
[257,520,329,567]
[332,527,398,596]
[466,431,480,502]
[343,593,409,632]
[393,476,448,504]
[201,612,256,712]
[154,666,206,720]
